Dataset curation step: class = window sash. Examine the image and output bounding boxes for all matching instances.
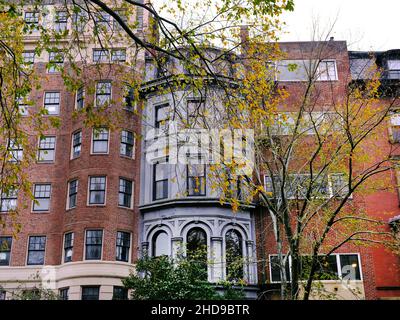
[153,163,168,200]
[187,164,206,196]
[82,286,100,300]
[72,131,82,158]
[92,128,109,153]
[116,231,130,262]
[38,136,56,162]
[93,49,109,63]
[68,180,78,208]
[1,190,18,212]
[48,52,64,73]
[85,230,103,260]
[54,11,68,32]
[111,49,126,62]
[76,88,84,109]
[120,130,134,157]
[27,236,46,265]
[95,82,112,106]
[64,232,74,262]
[89,177,106,204]
[118,178,132,207]
[124,86,135,111]
[33,184,51,211]
[0,237,12,266]
[44,92,60,114]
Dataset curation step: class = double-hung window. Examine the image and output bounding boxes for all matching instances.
[22,51,35,65]
[59,288,69,300]
[95,82,111,107]
[85,230,103,260]
[27,236,46,265]
[118,178,133,208]
[111,49,126,62]
[116,231,130,262]
[93,49,109,63]
[120,130,134,158]
[24,11,39,31]
[64,232,74,263]
[38,136,56,162]
[0,237,12,266]
[153,162,168,200]
[17,95,29,116]
[0,189,18,212]
[33,184,51,212]
[123,85,135,111]
[72,11,87,32]
[67,180,78,209]
[76,87,84,110]
[94,11,111,31]
[187,164,206,196]
[92,128,109,154]
[44,92,60,115]
[82,286,100,300]
[71,130,82,158]
[88,176,106,205]
[8,139,23,162]
[54,11,68,33]
[48,52,64,73]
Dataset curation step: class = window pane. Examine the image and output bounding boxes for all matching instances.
[340,255,361,280]
[82,286,100,300]
[85,230,103,260]
[153,231,169,257]
[270,255,291,282]
[225,230,243,281]
[27,236,46,265]
[0,237,12,266]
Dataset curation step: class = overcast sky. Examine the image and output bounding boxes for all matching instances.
[279,0,400,51]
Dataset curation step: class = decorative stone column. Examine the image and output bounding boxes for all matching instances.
[210,237,223,282]
[246,240,257,284]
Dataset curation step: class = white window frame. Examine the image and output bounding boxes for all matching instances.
[66,179,78,210]
[71,130,82,159]
[37,136,56,163]
[62,231,74,264]
[118,178,134,209]
[43,91,61,115]
[87,176,107,206]
[31,183,52,212]
[91,127,110,155]
[26,235,47,266]
[95,81,112,108]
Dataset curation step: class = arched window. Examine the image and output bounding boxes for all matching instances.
[152,231,169,257]
[225,229,244,281]
[186,227,208,279]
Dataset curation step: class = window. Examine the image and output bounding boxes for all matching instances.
[24,11,39,30]
[67,180,78,209]
[95,82,112,107]
[270,255,291,282]
[187,164,206,196]
[59,287,69,300]
[64,232,74,263]
[33,184,51,211]
[85,230,103,260]
[123,85,135,111]
[187,228,207,277]
[111,49,126,62]
[116,231,131,262]
[277,60,309,81]
[76,87,84,110]
[317,60,338,81]
[94,11,111,31]
[155,104,169,129]
[0,291,5,300]
[120,130,134,158]
[22,51,35,64]
[93,49,109,63]
[153,162,168,200]
[269,254,362,282]
[44,92,60,115]
[88,176,106,205]
[113,10,127,31]
[0,190,18,212]
[38,136,56,162]
[387,60,400,79]
[54,11,68,33]
[339,254,361,280]
[81,286,100,300]
[8,139,23,162]
[92,128,109,154]
[0,237,12,266]
[17,96,29,116]
[72,11,87,32]
[118,178,133,208]
[71,130,82,158]
[27,236,46,265]
[152,231,169,257]
[225,230,244,281]
[48,52,64,73]
[112,286,128,300]
[389,112,400,143]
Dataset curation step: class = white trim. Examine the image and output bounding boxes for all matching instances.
[43,91,61,116]
[37,135,56,163]
[31,183,52,213]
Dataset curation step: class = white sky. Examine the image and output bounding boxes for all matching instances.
[279,0,400,51]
